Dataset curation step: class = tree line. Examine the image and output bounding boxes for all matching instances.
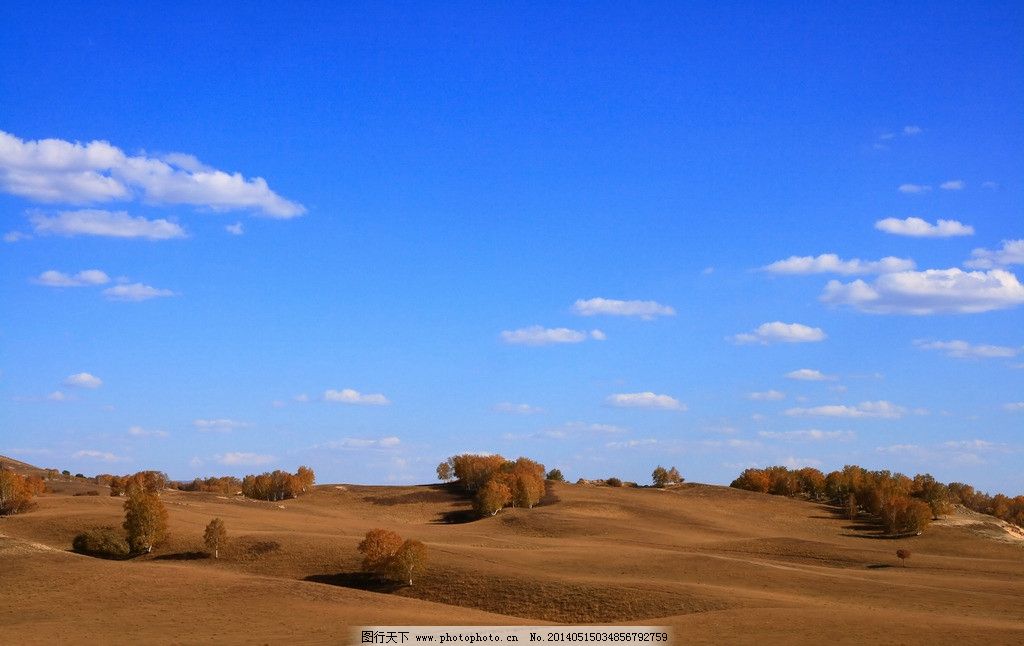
[730,464,1024,535]
[436,454,547,517]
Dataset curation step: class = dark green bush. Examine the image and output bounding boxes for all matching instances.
[72,527,130,558]
[606,477,623,488]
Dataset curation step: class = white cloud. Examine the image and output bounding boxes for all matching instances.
[982,181,999,190]
[759,430,855,441]
[29,209,186,239]
[193,418,250,432]
[606,391,685,410]
[762,254,914,275]
[293,393,310,402]
[942,439,995,450]
[64,372,103,388]
[1004,402,1024,412]
[732,321,826,345]
[217,452,275,466]
[940,180,965,191]
[102,283,176,301]
[73,449,127,462]
[903,125,923,136]
[47,390,67,401]
[34,269,110,287]
[225,221,244,235]
[914,339,1019,359]
[874,217,974,238]
[785,400,906,419]
[747,390,785,401]
[785,368,836,382]
[898,183,931,194]
[877,444,920,454]
[821,268,1024,315]
[494,402,543,415]
[128,425,168,438]
[605,438,659,449]
[0,130,305,217]
[4,231,29,242]
[572,297,676,320]
[322,436,401,449]
[500,325,605,346]
[323,388,391,406]
[965,240,1024,269]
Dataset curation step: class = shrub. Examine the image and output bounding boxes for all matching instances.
[606,477,623,488]
[72,527,130,558]
[545,468,564,482]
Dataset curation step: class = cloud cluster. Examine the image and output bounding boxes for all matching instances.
[821,268,1024,314]
[34,270,110,287]
[785,400,906,419]
[758,430,855,441]
[914,339,1019,360]
[785,368,836,382]
[323,388,391,405]
[572,297,676,319]
[606,392,685,410]
[762,254,914,275]
[29,209,186,239]
[732,321,826,345]
[494,402,543,415]
[128,425,168,438]
[193,418,250,431]
[0,130,305,217]
[64,372,103,388]
[501,326,605,346]
[874,217,974,238]
[965,240,1024,269]
[102,283,176,302]
[747,390,785,401]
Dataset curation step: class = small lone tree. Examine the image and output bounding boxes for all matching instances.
[545,468,564,482]
[122,487,168,554]
[204,518,228,558]
[896,549,911,567]
[652,466,669,488]
[667,466,683,484]
[436,461,453,482]
[386,539,427,585]
[358,528,404,577]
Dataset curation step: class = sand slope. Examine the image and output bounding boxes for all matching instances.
[1,477,1021,644]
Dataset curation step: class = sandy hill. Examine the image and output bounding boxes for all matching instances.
[1,462,1022,645]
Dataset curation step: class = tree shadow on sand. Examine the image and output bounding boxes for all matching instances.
[153,551,209,561]
[304,572,403,593]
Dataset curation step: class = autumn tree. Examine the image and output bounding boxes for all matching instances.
[474,478,511,517]
[652,466,669,488]
[385,539,427,586]
[545,468,564,482]
[358,528,404,577]
[204,518,228,558]
[436,461,453,482]
[0,468,35,515]
[896,549,910,567]
[295,466,316,493]
[122,487,168,554]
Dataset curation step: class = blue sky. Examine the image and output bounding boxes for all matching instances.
[1,2,1022,492]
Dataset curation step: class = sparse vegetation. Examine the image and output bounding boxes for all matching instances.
[731,465,1024,536]
[204,518,228,558]
[100,470,169,497]
[177,475,243,495]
